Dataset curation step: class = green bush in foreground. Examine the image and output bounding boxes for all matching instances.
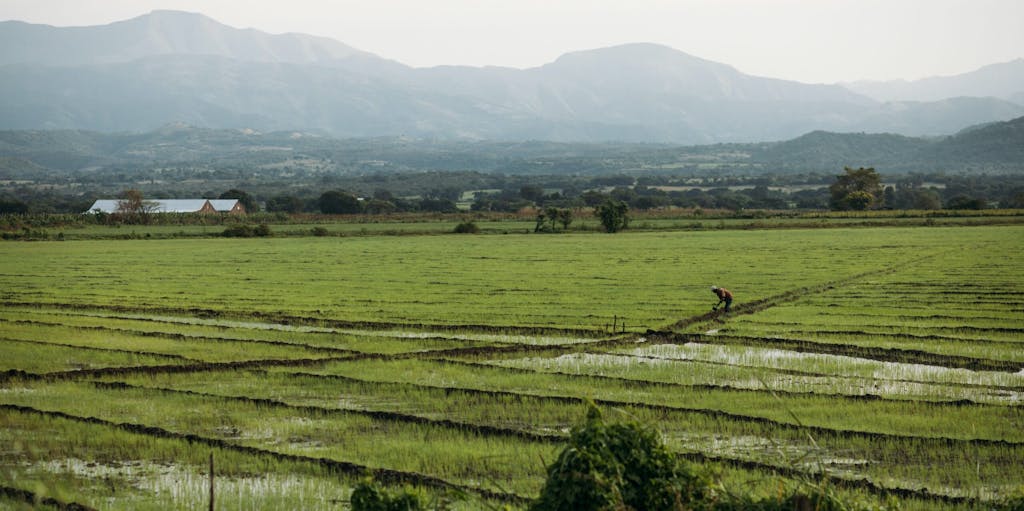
[529,404,900,511]
[453,221,480,234]
[222,224,272,237]
[351,476,426,511]
[530,405,710,511]
[346,404,1022,510]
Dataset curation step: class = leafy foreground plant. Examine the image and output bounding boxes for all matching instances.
[351,475,427,511]
[530,404,709,511]
[529,404,897,511]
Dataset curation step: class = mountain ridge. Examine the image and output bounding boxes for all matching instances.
[844,59,1024,104]
[1,11,1022,143]
[0,10,380,66]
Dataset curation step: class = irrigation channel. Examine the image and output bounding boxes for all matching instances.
[1,236,1022,510]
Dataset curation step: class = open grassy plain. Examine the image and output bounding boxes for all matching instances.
[0,224,1021,509]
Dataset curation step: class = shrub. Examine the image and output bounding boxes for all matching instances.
[530,405,710,511]
[350,476,424,511]
[222,224,272,238]
[452,221,480,234]
[532,405,887,511]
[222,225,253,237]
[253,224,272,237]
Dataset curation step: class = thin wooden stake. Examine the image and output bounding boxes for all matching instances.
[209,452,215,511]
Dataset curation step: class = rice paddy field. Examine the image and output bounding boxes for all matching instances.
[0,224,1021,510]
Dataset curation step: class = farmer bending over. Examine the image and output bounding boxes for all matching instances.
[711,286,732,312]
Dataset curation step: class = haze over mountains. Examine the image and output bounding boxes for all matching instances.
[1,10,1022,144]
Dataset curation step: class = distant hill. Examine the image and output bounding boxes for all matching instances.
[753,131,932,170]
[0,10,377,66]
[842,96,1024,136]
[844,59,1024,104]
[1,11,1023,143]
[2,116,1022,177]
[921,115,1024,166]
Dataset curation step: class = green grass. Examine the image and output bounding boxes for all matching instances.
[0,406,488,511]
[0,307,498,355]
[0,319,337,363]
[1,223,1022,508]
[93,367,1023,498]
[0,338,181,373]
[289,357,1024,442]
[0,380,556,497]
[5,226,1018,331]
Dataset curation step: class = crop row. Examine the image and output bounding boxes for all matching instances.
[0,380,555,497]
[0,404,504,510]
[274,357,1023,443]
[3,374,1017,503]
[0,304,601,345]
[3,398,966,511]
[104,364,1023,448]
[5,227,994,331]
[489,349,1021,405]
[611,341,1024,392]
[0,319,341,364]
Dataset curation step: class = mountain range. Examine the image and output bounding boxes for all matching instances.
[1,10,1023,144]
[3,115,1021,178]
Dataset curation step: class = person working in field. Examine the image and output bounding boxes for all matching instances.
[711,286,733,312]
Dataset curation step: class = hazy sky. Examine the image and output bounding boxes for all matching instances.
[2,0,1022,83]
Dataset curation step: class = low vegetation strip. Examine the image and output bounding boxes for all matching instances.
[0,336,194,363]
[1,317,365,356]
[0,356,353,384]
[612,343,1023,395]
[441,354,1021,408]
[122,365,1019,447]
[0,299,609,339]
[677,451,982,507]
[58,370,1024,501]
[250,367,1022,449]
[0,404,530,505]
[94,380,566,444]
[669,333,1024,371]
[80,367,1023,502]
[290,358,1024,442]
[0,485,97,511]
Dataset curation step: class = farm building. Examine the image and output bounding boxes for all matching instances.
[85,199,246,214]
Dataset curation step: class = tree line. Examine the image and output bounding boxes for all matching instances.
[3,170,1024,217]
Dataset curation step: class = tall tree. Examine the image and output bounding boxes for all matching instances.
[0,198,28,214]
[318,190,362,214]
[219,189,257,213]
[595,199,629,233]
[829,166,882,210]
[265,195,305,213]
[115,189,157,224]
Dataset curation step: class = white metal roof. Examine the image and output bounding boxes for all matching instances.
[85,200,121,213]
[153,200,211,213]
[208,199,241,212]
[85,199,220,214]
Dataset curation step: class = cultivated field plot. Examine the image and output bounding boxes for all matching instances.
[0,225,1021,509]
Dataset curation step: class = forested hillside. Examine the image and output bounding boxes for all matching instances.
[2,116,1022,180]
